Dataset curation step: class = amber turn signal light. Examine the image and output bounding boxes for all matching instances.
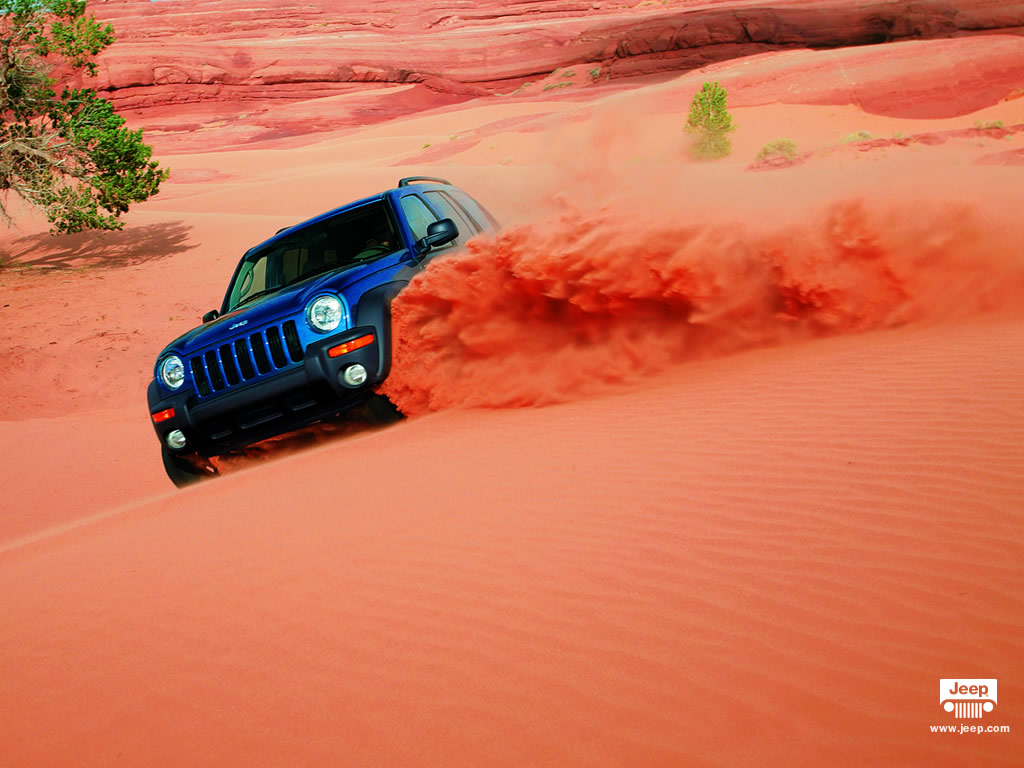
[328,333,374,358]
[152,407,175,423]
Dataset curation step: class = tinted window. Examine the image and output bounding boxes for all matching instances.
[424,191,477,242]
[400,194,440,242]
[228,201,397,310]
[447,188,499,231]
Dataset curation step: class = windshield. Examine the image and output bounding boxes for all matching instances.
[227,201,398,311]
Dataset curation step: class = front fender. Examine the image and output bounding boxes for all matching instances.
[354,279,407,382]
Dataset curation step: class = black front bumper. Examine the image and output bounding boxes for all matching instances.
[148,326,383,456]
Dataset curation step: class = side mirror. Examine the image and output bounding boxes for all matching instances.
[414,218,458,254]
[202,309,220,323]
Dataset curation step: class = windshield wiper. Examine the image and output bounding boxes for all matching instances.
[233,287,278,310]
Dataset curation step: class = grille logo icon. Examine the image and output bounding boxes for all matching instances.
[940,679,997,719]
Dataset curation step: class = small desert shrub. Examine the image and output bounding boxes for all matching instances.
[974,120,1005,130]
[841,131,874,143]
[589,67,601,81]
[756,139,798,162]
[543,81,572,92]
[686,82,735,159]
[691,132,733,160]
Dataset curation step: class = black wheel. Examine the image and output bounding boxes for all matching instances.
[161,446,218,488]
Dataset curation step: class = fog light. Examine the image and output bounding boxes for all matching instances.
[166,429,187,450]
[341,363,368,387]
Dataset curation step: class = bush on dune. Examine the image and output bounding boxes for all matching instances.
[685,81,735,160]
[756,139,799,162]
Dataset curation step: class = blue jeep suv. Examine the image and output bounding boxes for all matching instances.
[148,177,497,486]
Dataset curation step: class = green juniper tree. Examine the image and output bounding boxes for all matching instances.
[1,0,167,233]
[685,81,735,160]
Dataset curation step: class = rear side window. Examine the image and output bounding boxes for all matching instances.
[424,191,478,242]
[399,194,439,241]
[447,188,499,231]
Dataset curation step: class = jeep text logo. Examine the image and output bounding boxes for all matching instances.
[940,679,997,719]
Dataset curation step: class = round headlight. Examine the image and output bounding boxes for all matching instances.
[159,355,185,390]
[307,295,343,333]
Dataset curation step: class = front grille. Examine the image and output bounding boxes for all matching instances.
[190,320,304,398]
[953,702,984,719]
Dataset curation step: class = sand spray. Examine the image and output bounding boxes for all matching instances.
[382,189,1023,415]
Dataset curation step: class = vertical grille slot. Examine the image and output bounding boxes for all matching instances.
[250,332,271,374]
[234,339,256,379]
[267,326,287,368]
[204,350,226,390]
[219,344,241,386]
[190,357,211,396]
[283,320,303,362]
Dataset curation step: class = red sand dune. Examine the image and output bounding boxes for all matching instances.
[2,2,1023,766]
[2,319,1023,767]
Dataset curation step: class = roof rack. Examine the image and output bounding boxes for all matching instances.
[398,176,453,187]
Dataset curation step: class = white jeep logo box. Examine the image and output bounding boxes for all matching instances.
[940,679,998,719]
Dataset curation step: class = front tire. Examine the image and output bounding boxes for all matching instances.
[161,446,218,488]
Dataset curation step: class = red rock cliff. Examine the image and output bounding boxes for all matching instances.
[80,0,1024,111]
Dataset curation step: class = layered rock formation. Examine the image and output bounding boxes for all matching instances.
[82,0,1024,111]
